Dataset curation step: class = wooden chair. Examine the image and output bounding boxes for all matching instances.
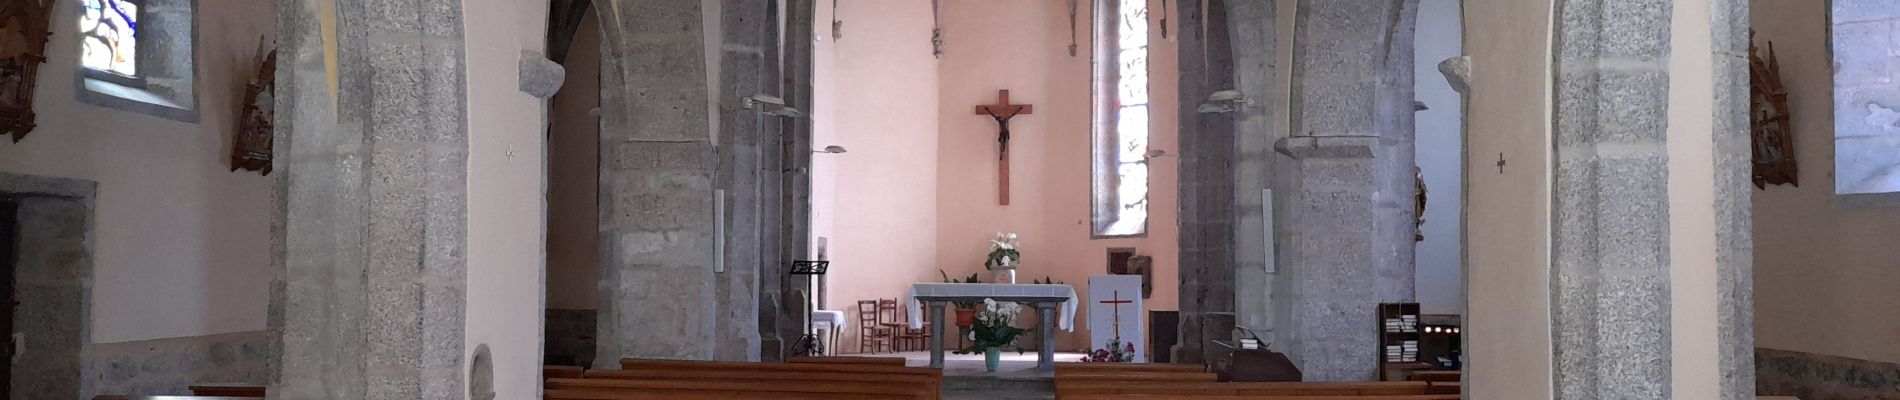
[876,299,906,351]
[891,300,930,351]
[856,300,892,353]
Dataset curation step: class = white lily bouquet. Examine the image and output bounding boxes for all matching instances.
[986,232,1021,271]
[955,298,1029,354]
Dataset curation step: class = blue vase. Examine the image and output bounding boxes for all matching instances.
[984,347,1001,372]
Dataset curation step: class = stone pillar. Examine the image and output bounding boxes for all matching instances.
[766,0,817,361]
[1549,0,1753,397]
[1273,0,1418,382]
[1173,0,1237,365]
[274,0,469,396]
[592,0,720,364]
[755,0,790,360]
[714,0,769,362]
[1223,0,1278,348]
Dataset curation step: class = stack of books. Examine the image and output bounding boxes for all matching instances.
[1401,340,1418,362]
[1400,315,1419,332]
[1386,345,1403,362]
[1240,338,1263,350]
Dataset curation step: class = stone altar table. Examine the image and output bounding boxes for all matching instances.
[906,283,1077,371]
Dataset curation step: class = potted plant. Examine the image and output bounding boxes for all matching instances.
[939,270,983,327]
[953,298,1029,372]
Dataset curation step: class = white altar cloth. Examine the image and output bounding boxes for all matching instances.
[904,283,1078,332]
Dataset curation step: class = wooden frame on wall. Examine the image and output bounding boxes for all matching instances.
[0,0,52,142]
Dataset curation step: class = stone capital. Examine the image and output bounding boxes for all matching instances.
[519,50,568,99]
[1273,135,1379,160]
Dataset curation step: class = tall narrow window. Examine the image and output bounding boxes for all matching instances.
[80,0,139,78]
[1091,0,1151,237]
[1830,1,1900,197]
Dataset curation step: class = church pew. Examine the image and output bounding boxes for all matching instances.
[1056,362,1207,373]
[584,368,937,387]
[609,358,941,399]
[94,397,259,400]
[1054,371,1221,382]
[789,355,909,365]
[1057,395,1462,400]
[1055,381,1451,397]
[545,378,933,400]
[546,389,912,400]
[187,383,265,397]
[545,365,586,379]
[1405,371,1459,383]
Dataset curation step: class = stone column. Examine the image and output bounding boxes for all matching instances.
[766,0,818,361]
[1173,0,1237,365]
[713,0,770,362]
[1223,0,1278,348]
[274,0,469,396]
[1273,0,1418,382]
[1549,0,1753,398]
[592,1,720,364]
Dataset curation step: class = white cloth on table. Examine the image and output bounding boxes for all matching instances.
[904,283,1078,332]
[811,310,847,331]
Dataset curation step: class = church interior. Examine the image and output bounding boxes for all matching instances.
[0,0,1894,399]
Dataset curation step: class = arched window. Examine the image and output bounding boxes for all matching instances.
[1091,0,1151,238]
[76,0,197,122]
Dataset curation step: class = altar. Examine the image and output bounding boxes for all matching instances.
[906,283,1078,371]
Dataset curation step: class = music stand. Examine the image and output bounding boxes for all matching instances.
[791,261,830,356]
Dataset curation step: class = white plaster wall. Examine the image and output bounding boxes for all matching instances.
[0,0,275,344]
[1751,0,1900,365]
[1413,0,1464,317]
[462,0,549,397]
[1665,0,1721,396]
[1462,0,1555,397]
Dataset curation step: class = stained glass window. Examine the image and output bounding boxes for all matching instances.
[1092,0,1150,237]
[80,0,139,77]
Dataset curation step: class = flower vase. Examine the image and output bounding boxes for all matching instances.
[983,347,1001,372]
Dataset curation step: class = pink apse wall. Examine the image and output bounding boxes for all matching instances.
[814,0,1180,354]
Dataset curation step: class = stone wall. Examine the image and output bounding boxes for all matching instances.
[81,331,275,397]
[1756,347,1900,399]
[5,177,94,400]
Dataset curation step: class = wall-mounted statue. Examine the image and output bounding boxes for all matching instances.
[1750,30,1798,188]
[0,0,52,142]
[232,38,276,175]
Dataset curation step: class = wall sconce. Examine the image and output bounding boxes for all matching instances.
[814,145,848,154]
[1196,90,1253,114]
[1144,149,1175,159]
[743,94,803,117]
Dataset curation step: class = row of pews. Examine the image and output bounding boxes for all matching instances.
[1053,363,1462,400]
[545,356,941,399]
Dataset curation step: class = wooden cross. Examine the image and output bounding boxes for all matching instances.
[974,90,1034,205]
[1098,290,1133,339]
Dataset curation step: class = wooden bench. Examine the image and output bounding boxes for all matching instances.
[789,355,909,365]
[546,378,933,400]
[1056,362,1207,373]
[95,397,258,400]
[1056,381,1454,397]
[187,383,265,397]
[1055,371,1221,382]
[545,365,586,379]
[1057,395,1462,400]
[569,358,942,400]
[1405,371,1459,383]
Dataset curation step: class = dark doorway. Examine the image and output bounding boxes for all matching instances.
[1,199,16,395]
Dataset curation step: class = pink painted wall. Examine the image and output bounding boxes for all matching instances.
[811,0,945,354]
[0,0,276,344]
[933,0,1179,352]
[814,0,1179,354]
[1750,0,1900,365]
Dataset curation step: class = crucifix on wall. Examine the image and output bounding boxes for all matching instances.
[974,90,1034,205]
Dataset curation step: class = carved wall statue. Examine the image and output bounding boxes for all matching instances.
[0,0,52,142]
[232,40,276,174]
[1750,31,1798,188]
